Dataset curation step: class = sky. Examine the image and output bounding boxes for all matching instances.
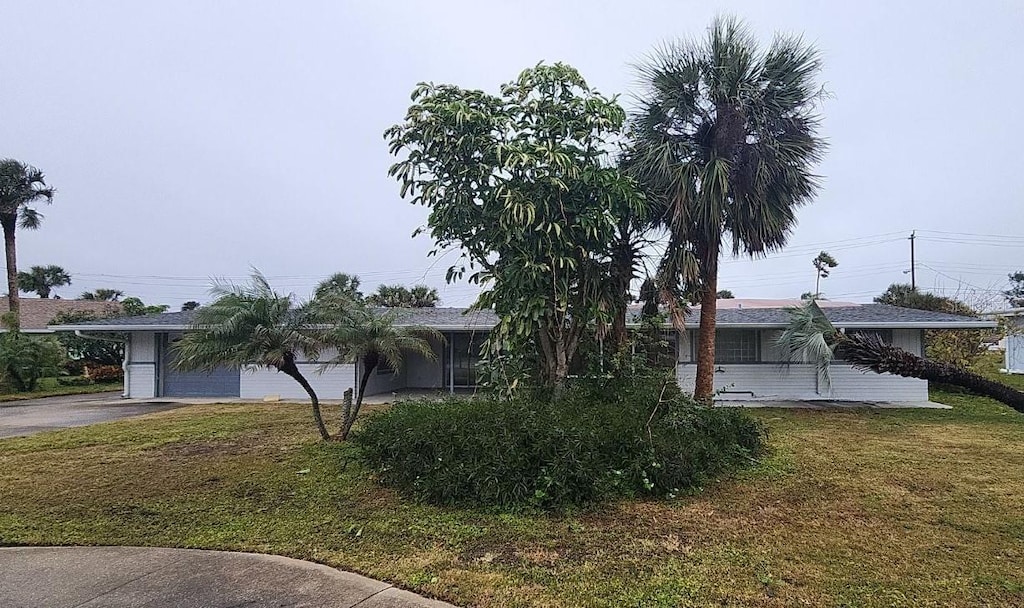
[2,0,1022,310]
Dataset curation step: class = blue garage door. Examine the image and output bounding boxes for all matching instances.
[159,334,240,397]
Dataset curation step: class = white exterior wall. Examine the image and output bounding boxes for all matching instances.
[240,364,355,400]
[676,363,928,401]
[1007,334,1024,374]
[675,327,929,402]
[126,331,157,398]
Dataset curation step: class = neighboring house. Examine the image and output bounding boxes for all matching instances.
[1,298,122,333]
[50,300,994,402]
[984,308,1024,374]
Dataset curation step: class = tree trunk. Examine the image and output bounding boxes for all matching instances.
[279,357,330,441]
[342,353,378,440]
[842,334,1024,413]
[2,219,19,330]
[693,261,718,402]
[553,338,569,396]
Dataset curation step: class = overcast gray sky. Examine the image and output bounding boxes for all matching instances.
[3,0,1022,309]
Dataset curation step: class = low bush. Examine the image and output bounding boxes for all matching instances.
[353,376,766,509]
[57,376,94,387]
[83,364,123,383]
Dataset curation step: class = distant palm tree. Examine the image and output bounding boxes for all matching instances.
[314,272,363,301]
[173,271,333,440]
[630,16,826,400]
[0,160,55,327]
[778,300,1024,412]
[318,305,438,440]
[17,265,71,298]
[366,284,439,308]
[80,288,124,302]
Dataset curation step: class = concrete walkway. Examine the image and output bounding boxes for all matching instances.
[0,393,188,439]
[0,546,457,608]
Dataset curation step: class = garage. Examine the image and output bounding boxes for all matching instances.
[158,333,240,398]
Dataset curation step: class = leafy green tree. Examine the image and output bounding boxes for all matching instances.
[1005,271,1024,308]
[812,251,838,298]
[173,272,332,440]
[717,290,735,299]
[386,63,642,391]
[366,284,439,308]
[0,332,65,392]
[51,309,124,365]
[121,297,169,316]
[778,300,1024,412]
[316,303,438,440]
[80,289,124,301]
[17,265,71,298]
[314,273,362,301]
[0,160,55,327]
[629,16,826,401]
[181,301,200,311]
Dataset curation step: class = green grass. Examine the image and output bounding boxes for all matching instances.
[0,377,123,402]
[1,363,1023,606]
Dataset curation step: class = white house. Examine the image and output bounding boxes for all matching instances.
[50,299,995,403]
[986,308,1024,374]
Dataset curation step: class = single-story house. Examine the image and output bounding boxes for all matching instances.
[1,298,122,333]
[985,308,1024,374]
[49,299,994,402]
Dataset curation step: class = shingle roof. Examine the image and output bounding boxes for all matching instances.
[2,299,122,332]
[48,302,994,331]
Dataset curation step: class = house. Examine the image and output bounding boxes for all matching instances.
[49,300,994,402]
[1,298,122,333]
[984,308,1024,374]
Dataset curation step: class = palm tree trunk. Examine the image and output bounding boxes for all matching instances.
[841,334,1024,413]
[694,261,718,402]
[2,218,19,330]
[279,359,330,441]
[342,354,377,440]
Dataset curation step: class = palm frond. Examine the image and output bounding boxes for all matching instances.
[777,300,838,391]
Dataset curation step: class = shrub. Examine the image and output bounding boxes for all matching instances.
[58,376,94,387]
[0,332,66,392]
[84,364,124,383]
[353,375,765,509]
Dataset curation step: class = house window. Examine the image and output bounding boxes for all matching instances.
[713,330,759,364]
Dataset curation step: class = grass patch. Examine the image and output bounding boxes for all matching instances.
[0,377,122,402]
[1,378,1023,605]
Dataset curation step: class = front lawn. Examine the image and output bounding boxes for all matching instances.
[1,385,1022,606]
[0,377,123,402]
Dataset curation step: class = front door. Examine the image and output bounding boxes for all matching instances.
[443,332,485,388]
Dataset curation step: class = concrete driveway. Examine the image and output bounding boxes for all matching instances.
[0,546,456,607]
[0,392,187,439]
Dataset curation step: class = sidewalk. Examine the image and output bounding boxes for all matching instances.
[0,546,458,608]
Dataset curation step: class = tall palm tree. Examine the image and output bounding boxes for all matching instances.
[778,300,1024,412]
[80,288,124,301]
[173,271,333,440]
[317,304,438,440]
[17,265,71,298]
[0,160,55,327]
[630,16,826,400]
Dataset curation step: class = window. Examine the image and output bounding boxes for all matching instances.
[714,330,759,363]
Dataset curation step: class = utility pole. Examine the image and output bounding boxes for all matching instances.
[909,231,916,290]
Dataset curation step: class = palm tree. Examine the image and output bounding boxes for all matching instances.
[366,284,440,308]
[314,272,362,301]
[172,271,333,440]
[0,160,55,327]
[630,16,826,400]
[80,288,124,302]
[778,300,1024,412]
[317,304,438,440]
[17,265,71,298]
